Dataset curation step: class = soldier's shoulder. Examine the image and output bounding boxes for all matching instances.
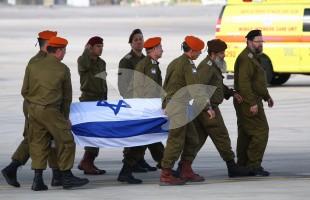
[98,57,106,65]
[124,52,133,60]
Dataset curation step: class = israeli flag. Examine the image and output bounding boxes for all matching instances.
[70,98,168,148]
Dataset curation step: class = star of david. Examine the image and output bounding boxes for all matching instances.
[97,100,131,115]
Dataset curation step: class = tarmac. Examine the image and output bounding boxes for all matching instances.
[0,5,309,200]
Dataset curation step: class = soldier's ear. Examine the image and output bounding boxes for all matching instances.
[85,43,92,50]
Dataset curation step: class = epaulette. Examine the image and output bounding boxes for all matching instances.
[125,54,132,59]
[151,59,157,65]
[247,52,254,59]
[207,60,213,66]
[151,67,157,74]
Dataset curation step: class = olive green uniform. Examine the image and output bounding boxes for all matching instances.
[234,47,270,169]
[118,50,145,98]
[22,54,74,170]
[120,56,164,167]
[192,55,235,162]
[118,51,150,167]
[12,50,58,168]
[161,54,202,169]
[78,49,108,155]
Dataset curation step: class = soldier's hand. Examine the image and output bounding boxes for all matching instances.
[207,108,215,119]
[233,93,243,104]
[267,97,274,108]
[250,104,258,115]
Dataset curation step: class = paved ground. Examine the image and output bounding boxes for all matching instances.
[0,5,309,200]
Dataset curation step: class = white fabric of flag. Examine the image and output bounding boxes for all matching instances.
[70,98,168,148]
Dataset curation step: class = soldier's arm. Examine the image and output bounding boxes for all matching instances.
[21,65,30,99]
[62,67,73,120]
[223,84,234,100]
[117,58,132,97]
[184,65,212,110]
[132,63,145,98]
[237,57,257,105]
[254,66,270,101]
[77,52,91,74]
[101,60,108,100]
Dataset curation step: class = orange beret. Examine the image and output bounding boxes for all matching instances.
[47,36,68,48]
[185,35,205,51]
[38,30,57,40]
[144,37,161,49]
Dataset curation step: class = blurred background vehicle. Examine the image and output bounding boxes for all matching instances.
[216,0,310,85]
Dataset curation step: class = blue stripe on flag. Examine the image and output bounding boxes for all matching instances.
[72,117,168,138]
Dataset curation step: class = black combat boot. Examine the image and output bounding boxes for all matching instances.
[117,163,142,184]
[249,166,270,177]
[1,160,22,187]
[51,169,62,186]
[62,170,89,189]
[138,159,157,171]
[31,169,48,191]
[226,160,251,178]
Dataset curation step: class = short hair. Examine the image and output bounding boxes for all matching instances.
[181,41,191,52]
[38,38,47,49]
[47,46,63,53]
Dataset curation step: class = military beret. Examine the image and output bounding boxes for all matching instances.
[185,35,205,51]
[144,37,161,49]
[38,30,57,40]
[47,36,68,48]
[207,39,227,53]
[128,29,143,43]
[245,29,262,41]
[87,36,103,46]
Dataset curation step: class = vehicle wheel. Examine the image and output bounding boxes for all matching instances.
[270,73,291,85]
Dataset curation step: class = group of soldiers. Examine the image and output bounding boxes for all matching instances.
[1,28,273,190]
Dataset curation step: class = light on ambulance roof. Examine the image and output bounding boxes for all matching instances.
[243,0,252,2]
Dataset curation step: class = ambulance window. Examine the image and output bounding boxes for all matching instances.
[303,9,310,32]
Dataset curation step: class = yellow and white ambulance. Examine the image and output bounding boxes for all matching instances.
[215,0,310,85]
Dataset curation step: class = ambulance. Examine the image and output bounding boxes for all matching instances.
[215,0,310,85]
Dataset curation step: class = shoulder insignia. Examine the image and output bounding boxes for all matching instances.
[192,67,197,74]
[248,53,254,59]
[151,59,157,65]
[125,54,132,59]
[151,67,157,74]
[207,60,213,66]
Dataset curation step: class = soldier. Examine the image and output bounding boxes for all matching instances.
[118,37,165,184]
[160,35,215,185]
[234,30,274,176]
[191,39,249,177]
[118,29,145,98]
[132,37,165,170]
[117,29,156,184]
[1,30,61,188]
[22,36,89,191]
[77,36,107,175]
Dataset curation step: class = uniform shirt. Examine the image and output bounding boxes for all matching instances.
[234,47,270,106]
[28,50,47,65]
[133,56,162,98]
[78,49,107,101]
[162,54,205,109]
[21,54,72,119]
[197,55,234,107]
[118,50,145,98]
